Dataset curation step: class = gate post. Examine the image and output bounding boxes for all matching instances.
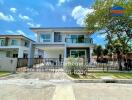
[28,42,35,68]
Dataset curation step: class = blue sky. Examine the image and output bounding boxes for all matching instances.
[0,0,106,46]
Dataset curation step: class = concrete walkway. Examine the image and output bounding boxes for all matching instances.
[52,85,75,100]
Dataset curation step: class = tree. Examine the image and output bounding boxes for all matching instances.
[85,0,132,70]
[93,45,103,60]
[103,48,108,56]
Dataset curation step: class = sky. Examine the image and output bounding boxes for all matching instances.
[0,0,106,46]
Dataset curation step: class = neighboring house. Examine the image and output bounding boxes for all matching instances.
[30,27,95,62]
[0,35,44,58]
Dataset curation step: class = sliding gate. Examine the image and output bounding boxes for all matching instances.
[17,58,64,72]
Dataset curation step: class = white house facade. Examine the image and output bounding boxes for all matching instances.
[30,27,94,63]
[0,35,44,58]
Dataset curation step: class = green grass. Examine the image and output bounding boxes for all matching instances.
[0,71,11,77]
[68,72,132,79]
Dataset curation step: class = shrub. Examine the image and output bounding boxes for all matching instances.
[64,57,85,75]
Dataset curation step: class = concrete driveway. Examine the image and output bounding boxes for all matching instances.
[0,72,132,100]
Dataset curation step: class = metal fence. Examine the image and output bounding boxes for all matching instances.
[17,58,132,73]
[17,58,64,72]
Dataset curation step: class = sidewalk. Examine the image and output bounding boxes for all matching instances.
[52,85,75,100]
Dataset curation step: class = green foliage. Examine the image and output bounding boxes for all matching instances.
[93,45,103,57]
[93,45,109,57]
[64,58,84,75]
[103,48,109,56]
[85,0,132,54]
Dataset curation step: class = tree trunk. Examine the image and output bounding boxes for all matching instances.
[117,53,122,71]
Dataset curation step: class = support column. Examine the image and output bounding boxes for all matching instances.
[37,32,40,42]
[90,47,93,63]
[64,44,67,58]
[52,32,54,43]
[18,47,23,58]
[64,44,67,65]
[28,42,35,68]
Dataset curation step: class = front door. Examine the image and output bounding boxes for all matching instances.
[70,50,86,58]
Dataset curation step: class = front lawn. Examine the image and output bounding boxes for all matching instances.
[0,72,11,77]
[68,72,132,79]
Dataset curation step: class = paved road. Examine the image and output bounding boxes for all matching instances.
[0,72,132,100]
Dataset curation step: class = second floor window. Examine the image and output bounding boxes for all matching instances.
[11,39,17,45]
[54,32,62,42]
[71,35,84,43]
[41,34,51,42]
[0,39,5,46]
[24,42,28,47]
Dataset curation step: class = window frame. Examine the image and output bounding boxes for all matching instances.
[40,33,51,42]
[11,39,17,45]
[0,39,5,46]
[70,49,86,58]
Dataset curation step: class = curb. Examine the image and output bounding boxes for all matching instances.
[66,74,132,84]
[73,79,132,84]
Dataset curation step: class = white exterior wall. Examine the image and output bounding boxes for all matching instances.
[37,33,40,43]
[0,51,6,58]
[18,46,29,58]
[90,47,94,63]
[44,50,64,58]
[8,38,21,46]
[34,48,44,58]
[38,32,66,44]
[0,58,17,72]
[35,29,94,59]
[0,46,30,58]
[34,48,38,58]
[0,36,36,58]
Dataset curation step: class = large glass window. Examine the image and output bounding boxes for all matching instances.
[24,41,29,47]
[41,34,51,42]
[0,39,5,46]
[70,50,86,58]
[13,54,18,58]
[11,39,17,45]
[54,32,62,42]
[70,35,84,43]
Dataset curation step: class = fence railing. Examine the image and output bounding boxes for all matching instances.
[65,38,93,43]
[17,57,132,72]
[17,58,64,68]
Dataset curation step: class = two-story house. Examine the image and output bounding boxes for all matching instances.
[30,27,94,62]
[0,35,44,58]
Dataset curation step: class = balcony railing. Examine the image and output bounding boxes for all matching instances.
[65,38,93,44]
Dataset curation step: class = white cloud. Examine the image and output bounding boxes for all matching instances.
[6,30,14,34]
[26,8,39,16]
[6,30,26,36]
[62,15,66,22]
[27,22,41,27]
[97,34,106,38]
[71,5,94,26]
[0,12,14,22]
[19,14,32,21]
[96,30,107,39]
[16,30,26,36]
[57,0,70,6]
[10,8,17,13]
